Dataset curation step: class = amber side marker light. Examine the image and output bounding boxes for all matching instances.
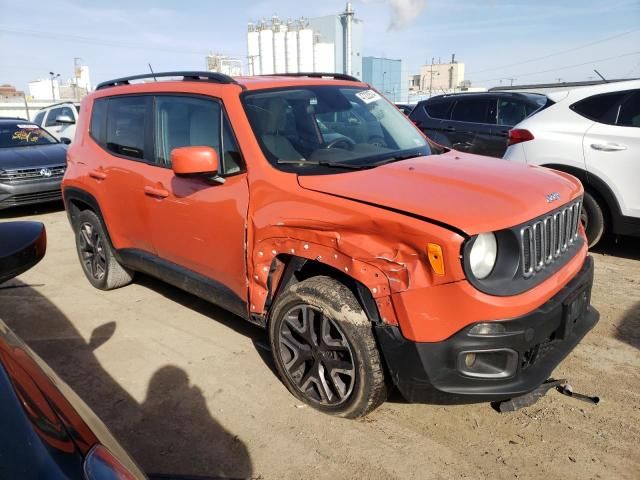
[427,243,445,275]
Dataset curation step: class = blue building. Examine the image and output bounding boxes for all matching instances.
[362,56,404,103]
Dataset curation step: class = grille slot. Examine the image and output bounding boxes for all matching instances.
[0,165,66,182]
[520,199,582,279]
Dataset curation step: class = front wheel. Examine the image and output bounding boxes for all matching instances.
[269,276,388,418]
[581,191,605,248]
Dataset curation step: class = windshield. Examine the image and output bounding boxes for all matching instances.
[0,123,58,148]
[242,86,430,172]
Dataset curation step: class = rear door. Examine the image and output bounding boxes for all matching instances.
[88,95,156,253]
[414,99,454,146]
[581,89,640,218]
[142,94,249,306]
[448,97,497,156]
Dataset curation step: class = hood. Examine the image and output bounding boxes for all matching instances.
[0,144,67,170]
[297,151,583,235]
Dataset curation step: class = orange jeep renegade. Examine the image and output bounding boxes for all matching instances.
[63,71,599,418]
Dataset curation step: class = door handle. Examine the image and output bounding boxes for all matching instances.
[89,169,107,180]
[590,143,627,152]
[445,126,456,132]
[144,185,169,198]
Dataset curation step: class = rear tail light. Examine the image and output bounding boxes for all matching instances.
[83,445,139,480]
[508,129,534,146]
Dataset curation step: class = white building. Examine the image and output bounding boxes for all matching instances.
[246,2,363,78]
[206,53,243,76]
[28,79,60,101]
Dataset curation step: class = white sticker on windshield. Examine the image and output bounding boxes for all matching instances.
[17,124,38,129]
[355,89,382,104]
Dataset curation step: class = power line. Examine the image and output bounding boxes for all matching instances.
[466,28,640,75]
[472,51,640,84]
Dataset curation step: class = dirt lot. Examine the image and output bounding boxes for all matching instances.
[1,203,638,480]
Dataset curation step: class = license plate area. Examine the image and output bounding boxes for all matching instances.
[560,284,590,340]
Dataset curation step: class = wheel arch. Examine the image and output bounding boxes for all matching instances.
[63,187,115,247]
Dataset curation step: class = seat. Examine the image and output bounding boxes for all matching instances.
[259,98,303,161]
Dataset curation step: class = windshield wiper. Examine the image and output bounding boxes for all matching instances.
[276,159,369,170]
[367,152,425,167]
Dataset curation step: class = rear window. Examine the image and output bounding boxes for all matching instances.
[617,91,640,127]
[424,101,451,119]
[0,123,58,148]
[571,91,629,124]
[105,96,147,159]
[90,99,108,145]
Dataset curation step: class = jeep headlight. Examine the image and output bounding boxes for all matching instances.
[469,233,497,279]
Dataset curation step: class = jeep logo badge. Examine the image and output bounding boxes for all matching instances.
[40,168,52,178]
[546,192,561,203]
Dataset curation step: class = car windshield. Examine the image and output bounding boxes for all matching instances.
[0,123,58,148]
[242,85,430,172]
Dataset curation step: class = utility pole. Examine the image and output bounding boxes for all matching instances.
[49,71,60,100]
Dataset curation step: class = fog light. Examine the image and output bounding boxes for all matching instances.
[464,353,476,368]
[469,322,506,336]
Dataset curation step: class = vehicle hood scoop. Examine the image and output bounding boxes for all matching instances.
[297,152,583,235]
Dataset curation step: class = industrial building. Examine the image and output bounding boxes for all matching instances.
[362,56,407,103]
[27,60,91,101]
[206,53,243,76]
[408,55,466,97]
[247,2,363,78]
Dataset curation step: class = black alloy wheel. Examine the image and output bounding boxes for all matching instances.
[78,222,107,281]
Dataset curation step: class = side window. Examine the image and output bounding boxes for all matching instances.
[90,99,108,145]
[155,95,221,168]
[497,99,530,126]
[106,96,147,160]
[571,91,627,124]
[451,98,496,124]
[424,101,451,119]
[617,90,640,128]
[45,107,64,127]
[33,111,46,126]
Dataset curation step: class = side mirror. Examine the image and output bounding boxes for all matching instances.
[60,137,72,145]
[55,115,75,125]
[0,222,47,285]
[171,146,224,184]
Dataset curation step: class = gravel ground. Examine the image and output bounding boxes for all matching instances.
[1,203,638,480]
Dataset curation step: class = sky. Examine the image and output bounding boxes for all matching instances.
[1,0,639,92]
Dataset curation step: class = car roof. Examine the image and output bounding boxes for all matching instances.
[38,101,80,110]
[0,118,36,126]
[422,91,546,104]
[549,79,640,103]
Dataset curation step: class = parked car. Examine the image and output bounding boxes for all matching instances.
[395,103,414,116]
[409,92,550,157]
[0,119,67,210]
[63,71,598,418]
[33,102,80,143]
[0,221,147,480]
[503,80,640,247]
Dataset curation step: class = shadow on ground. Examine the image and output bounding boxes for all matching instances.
[0,201,65,219]
[591,235,640,261]
[0,279,253,479]
[616,301,640,350]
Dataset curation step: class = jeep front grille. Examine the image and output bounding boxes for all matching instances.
[0,165,66,182]
[520,199,582,278]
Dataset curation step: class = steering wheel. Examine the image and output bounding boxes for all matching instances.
[324,137,356,150]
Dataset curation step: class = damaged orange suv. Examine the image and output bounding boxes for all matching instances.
[63,71,598,418]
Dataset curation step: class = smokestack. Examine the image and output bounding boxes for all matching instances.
[342,2,354,75]
[451,53,456,64]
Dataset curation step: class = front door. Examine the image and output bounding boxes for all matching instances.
[143,94,249,305]
[583,90,640,218]
[44,105,76,141]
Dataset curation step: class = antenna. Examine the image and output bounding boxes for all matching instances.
[148,64,158,82]
[593,69,608,83]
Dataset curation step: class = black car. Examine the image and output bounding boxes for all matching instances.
[0,221,148,479]
[409,92,550,157]
[0,119,68,210]
[395,103,415,116]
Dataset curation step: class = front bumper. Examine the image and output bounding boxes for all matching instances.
[0,178,63,210]
[376,255,598,404]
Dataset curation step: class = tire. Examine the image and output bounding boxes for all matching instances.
[269,276,388,418]
[581,191,605,248]
[74,210,134,290]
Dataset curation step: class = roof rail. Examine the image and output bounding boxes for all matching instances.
[96,71,241,90]
[261,72,361,82]
[38,101,81,110]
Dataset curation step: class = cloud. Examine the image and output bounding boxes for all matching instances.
[387,0,427,30]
